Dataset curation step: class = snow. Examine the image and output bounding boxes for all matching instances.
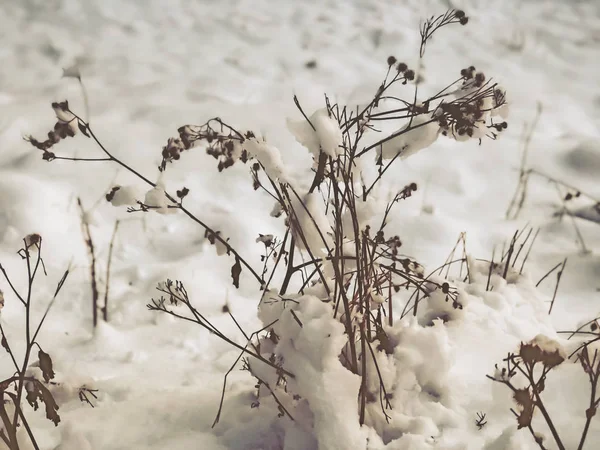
[243,137,288,182]
[377,115,440,161]
[107,185,140,207]
[144,181,177,215]
[287,108,344,158]
[0,0,600,449]
[51,102,78,134]
[52,422,92,450]
[289,191,333,257]
[528,334,567,360]
[266,295,371,450]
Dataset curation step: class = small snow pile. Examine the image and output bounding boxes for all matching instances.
[243,137,288,182]
[365,319,457,447]
[200,228,231,256]
[289,191,333,257]
[270,201,284,218]
[253,292,458,449]
[106,185,141,207]
[254,294,371,450]
[528,334,566,360]
[287,108,344,158]
[341,195,379,240]
[377,115,440,161]
[52,101,79,135]
[519,334,566,369]
[144,181,177,214]
[418,283,466,327]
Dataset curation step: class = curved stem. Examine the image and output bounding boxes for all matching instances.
[67,112,263,286]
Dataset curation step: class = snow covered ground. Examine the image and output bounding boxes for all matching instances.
[0,0,599,449]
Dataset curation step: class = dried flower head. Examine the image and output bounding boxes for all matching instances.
[176,187,190,199]
[519,335,566,369]
[25,233,41,249]
[25,101,82,158]
[159,121,246,172]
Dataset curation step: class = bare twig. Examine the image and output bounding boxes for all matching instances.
[506,102,542,219]
[103,220,120,322]
[78,198,99,327]
[548,258,567,315]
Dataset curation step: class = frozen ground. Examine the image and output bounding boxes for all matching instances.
[0,0,599,449]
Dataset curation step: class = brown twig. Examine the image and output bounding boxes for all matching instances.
[0,238,69,449]
[548,258,567,315]
[77,198,99,327]
[506,102,542,219]
[102,220,120,322]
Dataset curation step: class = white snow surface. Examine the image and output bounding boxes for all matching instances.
[0,0,600,449]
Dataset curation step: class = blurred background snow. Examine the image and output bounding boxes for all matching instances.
[0,0,599,448]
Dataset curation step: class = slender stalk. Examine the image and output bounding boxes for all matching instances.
[103,220,120,322]
[78,198,99,327]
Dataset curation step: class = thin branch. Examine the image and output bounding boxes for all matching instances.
[103,220,120,322]
[548,258,567,315]
[78,198,99,327]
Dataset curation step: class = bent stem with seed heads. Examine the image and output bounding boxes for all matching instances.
[0,237,71,450]
[49,108,264,288]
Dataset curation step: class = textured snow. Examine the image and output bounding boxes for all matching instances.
[0,0,599,449]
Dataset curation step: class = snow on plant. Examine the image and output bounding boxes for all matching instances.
[287,107,344,159]
[143,179,178,215]
[105,185,140,207]
[377,114,441,161]
[488,335,587,450]
[0,236,96,450]
[25,9,516,449]
[487,312,600,450]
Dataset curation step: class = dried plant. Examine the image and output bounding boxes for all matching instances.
[25,9,510,445]
[77,198,100,328]
[0,236,98,449]
[103,220,120,323]
[0,236,67,449]
[475,411,487,430]
[488,333,600,450]
[77,198,121,327]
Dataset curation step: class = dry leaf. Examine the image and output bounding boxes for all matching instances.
[231,258,242,289]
